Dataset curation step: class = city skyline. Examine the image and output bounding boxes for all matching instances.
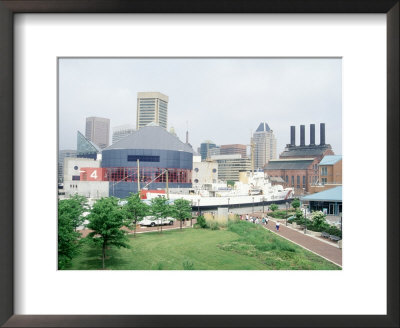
[59,58,342,155]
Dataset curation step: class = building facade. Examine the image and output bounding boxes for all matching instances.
[264,158,319,193]
[101,125,193,198]
[199,141,217,161]
[192,161,219,188]
[58,149,77,183]
[210,154,251,182]
[220,144,247,158]
[112,124,135,144]
[253,122,277,170]
[85,116,110,149]
[136,92,169,130]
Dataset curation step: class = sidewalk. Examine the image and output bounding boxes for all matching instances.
[253,213,342,266]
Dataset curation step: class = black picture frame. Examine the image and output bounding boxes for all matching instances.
[0,1,398,327]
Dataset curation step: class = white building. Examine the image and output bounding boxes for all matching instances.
[112,124,135,144]
[192,161,219,188]
[253,122,277,170]
[136,92,169,130]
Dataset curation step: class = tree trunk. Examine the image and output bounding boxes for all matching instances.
[180,219,182,230]
[102,243,106,269]
[134,220,136,237]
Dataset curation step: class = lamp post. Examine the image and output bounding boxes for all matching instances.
[227,198,230,212]
[285,201,289,226]
[198,199,200,216]
[303,205,308,234]
[262,197,265,213]
[252,197,254,214]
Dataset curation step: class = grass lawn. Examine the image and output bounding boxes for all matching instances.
[68,221,340,270]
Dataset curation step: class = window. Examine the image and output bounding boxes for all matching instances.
[286,175,288,183]
[291,176,294,186]
[127,155,160,162]
[297,175,300,188]
[321,167,328,176]
[212,168,217,173]
[303,176,306,188]
[322,178,327,185]
[194,168,199,172]
[72,175,80,181]
[74,166,78,170]
[194,179,199,183]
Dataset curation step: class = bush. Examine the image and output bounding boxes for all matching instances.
[209,221,220,230]
[196,215,208,229]
[326,226,342,238]
[291,198,300,209]
[269,204,278,212]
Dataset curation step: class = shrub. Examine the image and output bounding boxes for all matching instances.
[269,204,278,212]
[311,211,327,229]
[326,226,342,238]
[196,215,208,229]
[209,221,220,230]
[291,198,300,210]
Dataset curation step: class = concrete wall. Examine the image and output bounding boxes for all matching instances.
[192,161,218,187]
[63,157,100,182]
[64,180,109,198]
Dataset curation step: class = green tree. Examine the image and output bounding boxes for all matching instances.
[311,211,327,229]
[291,198,301,210]
[86,197,130,269]
[149,197,172,234]
[269,203,278,212]
[172,199,192,230]
[124,193,149,237]
[58,196,86,269]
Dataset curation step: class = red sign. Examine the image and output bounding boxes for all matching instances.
[80,168,107,181]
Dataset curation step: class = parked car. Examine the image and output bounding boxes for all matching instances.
[140,216,175,227]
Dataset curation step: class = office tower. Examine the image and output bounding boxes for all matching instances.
[253,122,277,170]
[136,92,169,130]
[85,116,110,149]
[199,140,217,161]
[112,124,135,144]
[220,144,247,158]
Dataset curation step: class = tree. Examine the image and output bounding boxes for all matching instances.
[123,193,149,237]
[311,211,327,229]
[58,196,87,269]
[172,199,192,230]
[269,203,278,212]
[86,197,130,269]
[291,198,301,210]
[149,197,172,234]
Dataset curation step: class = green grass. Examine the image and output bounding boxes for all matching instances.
[68,221,341,270]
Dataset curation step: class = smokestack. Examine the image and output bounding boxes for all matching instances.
[290,126,295,146]
[310,124,315,145]
[300,125,305,147]
[320,123,325,145]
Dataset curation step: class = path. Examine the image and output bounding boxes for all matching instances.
[252,213,342,266]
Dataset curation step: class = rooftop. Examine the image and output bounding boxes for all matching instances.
[104,125,194,153]
[319,155,342,165]
[255,122,271,132]
[265,159,314,170]
[280,145,332,158]
[301,186,342,202]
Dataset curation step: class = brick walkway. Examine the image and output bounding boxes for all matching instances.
[252,213,342,266]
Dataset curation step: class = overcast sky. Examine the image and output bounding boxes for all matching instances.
[59,58,342,155]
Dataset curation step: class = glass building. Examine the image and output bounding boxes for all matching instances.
[77,131,101,160]
[199,141,217,161]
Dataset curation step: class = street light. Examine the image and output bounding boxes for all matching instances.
[262,196,265,213]
[285,201,289,226]
[252,197,254,214]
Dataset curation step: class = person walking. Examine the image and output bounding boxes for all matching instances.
[265,216,269,225]
[246,214,249,221]
[276,221,280,231]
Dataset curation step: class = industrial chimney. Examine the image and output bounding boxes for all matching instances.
[320,123,326,145]
[300,125,305,147]
[290,126,295,146]
[310,124,315,145]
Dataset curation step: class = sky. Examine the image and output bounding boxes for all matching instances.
[59,58,342,155]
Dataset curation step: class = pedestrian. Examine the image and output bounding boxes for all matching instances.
[276,221,280,231]
[246,214,249,221]
[265,217,269,225]
[262,217,265,224]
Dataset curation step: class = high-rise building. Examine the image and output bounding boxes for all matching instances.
[220,144,247,158]
[199,141,217,161]
[210,154,251,182]
[85,116,110,149]
[112,124,135,144]
[253,122,277,170]
[136,92,169,130]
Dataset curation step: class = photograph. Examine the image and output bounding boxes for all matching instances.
[58,57,342,270]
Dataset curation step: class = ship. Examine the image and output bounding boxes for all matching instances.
[143,171,294,210]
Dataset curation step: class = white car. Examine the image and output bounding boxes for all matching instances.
[140,216,175,227]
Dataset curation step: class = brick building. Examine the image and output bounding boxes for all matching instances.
[220,144,247,158]
[309,155,342,193]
